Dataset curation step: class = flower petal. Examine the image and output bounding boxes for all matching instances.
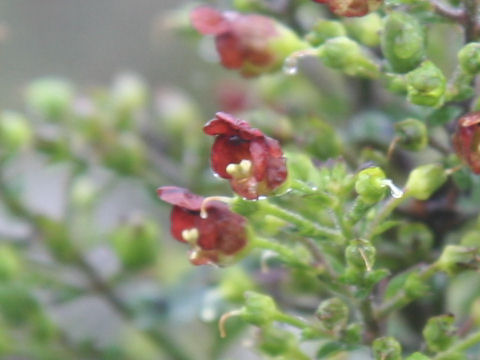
[190,6,230,35]
[157,186,204,210]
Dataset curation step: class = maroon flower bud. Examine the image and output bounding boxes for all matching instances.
[157,186,248,266]
[204,112,287,200]
[312,0,381,17]
[190,6,306,77]
[453,112,480,174]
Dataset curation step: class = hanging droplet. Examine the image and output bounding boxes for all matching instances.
[283,56,299,75]
[282,49,320,76]
[381,179,404,199]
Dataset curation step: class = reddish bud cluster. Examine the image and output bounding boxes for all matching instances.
[312,0,381,17]
[453,112,480,174]
[191,6,279,77]
[157,186,247,266]
[204,112,287,200]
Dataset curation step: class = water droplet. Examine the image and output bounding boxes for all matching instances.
[283,56,298,75]
[381,179,404,199]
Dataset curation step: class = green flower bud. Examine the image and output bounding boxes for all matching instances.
[405,164,447,200]
[305,119,342,161]
[372,336,402,360]
[398,223,433,255]
[423,314,456,352]
[259,326,297,357]
[344,13,382,47]
[242,292,278,326]
[305,20,346,47]
[219,267,255,303]
[156,90,200,138]
[458,42,480,75]
[383,73,407,95]
[436,245,479,275]
[394,118,428,151]
[405,353,431,360]
[25,78,74,121]
[111,74,147,129]
[111,216,160,270]
[406,61,446,107]
[71,177,98,208]
[381,12,425,73]
[345,239,376,271]
[446,69,475,102]
[0,111,33,152]
[344,323,363,344]
[0,284,40,324]
[318,37,380,78]
[0,246,21,282]
[103,134,146,175]
[316,297,349,332]
[404,272,430,299]
[355,167,388,204]
[37,217,76,262]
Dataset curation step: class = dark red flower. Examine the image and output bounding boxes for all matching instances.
[190,6,305,77]
[204,112,287,200]
[453,111,480,174]
[312,0,382,17]
[157,186,248,266]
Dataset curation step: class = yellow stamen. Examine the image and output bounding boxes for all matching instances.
[181,228,199,244]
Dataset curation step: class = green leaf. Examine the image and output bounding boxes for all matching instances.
[316,341,345,359]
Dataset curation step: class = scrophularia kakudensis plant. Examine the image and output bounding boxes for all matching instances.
[155,0,480,358]
[5,0,480,359]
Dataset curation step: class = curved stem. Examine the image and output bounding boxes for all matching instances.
[433,329,480,359]
[258,201,342,240]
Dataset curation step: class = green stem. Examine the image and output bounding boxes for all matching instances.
[275,312,310,329]
[258,201,342,240]
[253,237,306,267]
[375,263,439,319]
[360,297,381,343]
[365,195,406,240]
[434,330,480,359]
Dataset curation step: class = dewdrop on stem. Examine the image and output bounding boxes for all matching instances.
[380,179,404,199]
[283,49,320,76]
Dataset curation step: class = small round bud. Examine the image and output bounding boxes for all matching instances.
[404,272,430,299]
[372,336,402,360]
[344,323,363,344]
[422,314,456,352]
[103,134,146,175]
[258,326,297,357]
[242,291,278,326]
[318,37,379,78]
[230,197,260,216]
[436,245,479,276]
[394,118,428,151]
[458,42,480,75]
[344,13,382,47]
[0,246,21,282]
[110,216,160,270]
[25,78,74,121]
[0,111,33,152]
[383,73,407,95]
[397,222,433,255]
[381,12,425,73]
[218,267,255,303]
[315,297,349,332]
[71,177,98,208]
[355,167,388,204]
[111,74,147,129]
[305,20,346,47]
[406,61,446,107]
[405,164,447,200]
[345,239,376,271]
